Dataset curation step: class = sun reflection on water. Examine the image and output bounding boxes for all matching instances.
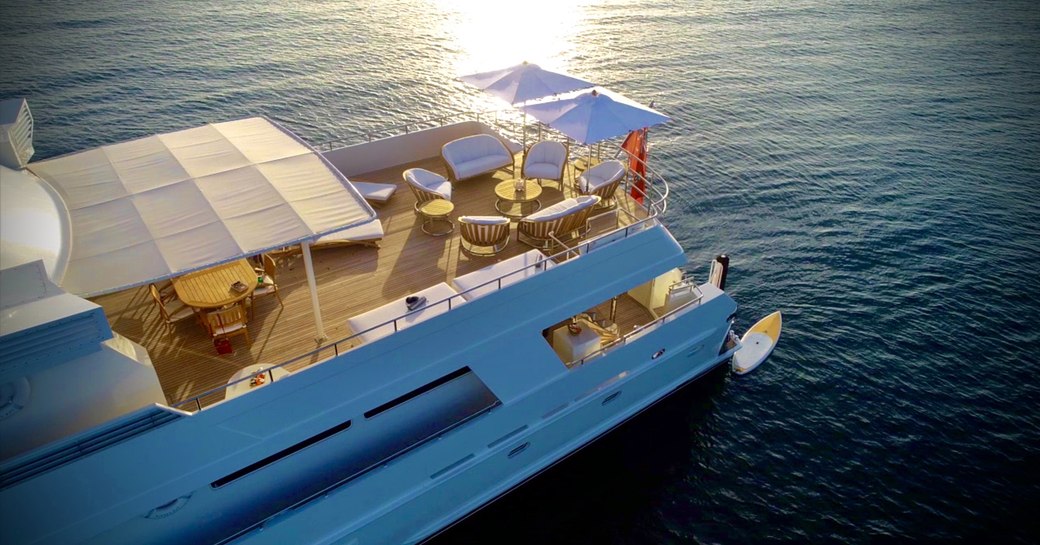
[429,0,593,110]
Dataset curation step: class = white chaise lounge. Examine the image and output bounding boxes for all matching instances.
[270,218,384,261]
[314,218,384,248]
[346,282,466,344]
[452,249,555,301]
[441,134,515,181]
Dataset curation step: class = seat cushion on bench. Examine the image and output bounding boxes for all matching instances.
[452,249,555,301]
[351,182,397,204]
[346,282,466,344]
[523,195,598,222]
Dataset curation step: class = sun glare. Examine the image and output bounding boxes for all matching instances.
[432,0,588,81]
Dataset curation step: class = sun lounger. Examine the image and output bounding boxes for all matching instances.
[314,218,384,248]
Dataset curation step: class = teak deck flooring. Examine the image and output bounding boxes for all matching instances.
[92,153,653,408]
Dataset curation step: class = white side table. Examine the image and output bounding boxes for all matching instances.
[552,320,601,363]
[226,364,290,400]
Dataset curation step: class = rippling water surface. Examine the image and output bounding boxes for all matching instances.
[2,0,1038,542]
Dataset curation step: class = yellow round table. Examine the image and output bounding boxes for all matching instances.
[418,199,455,236]
[494,179,542,218]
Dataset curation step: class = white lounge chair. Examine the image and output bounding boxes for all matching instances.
[576,159,625,208]
[403,168,452,212]
[522,141,568,190]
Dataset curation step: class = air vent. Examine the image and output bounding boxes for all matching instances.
[0,302,110,379]
[0,407,179,489]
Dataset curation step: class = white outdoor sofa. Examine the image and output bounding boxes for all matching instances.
[346,282,466,344]
[452,249,556,301]
[441,134,515,181]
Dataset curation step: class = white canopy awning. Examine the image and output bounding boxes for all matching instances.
[28,117,375,297]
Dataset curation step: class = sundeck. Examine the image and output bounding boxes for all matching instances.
[90,122,657,409]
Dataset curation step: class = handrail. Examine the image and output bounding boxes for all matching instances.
[172,113,673,412]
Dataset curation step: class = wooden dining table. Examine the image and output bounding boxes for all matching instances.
[172,259,258,310]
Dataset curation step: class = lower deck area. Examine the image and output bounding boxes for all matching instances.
[93,152,656,408]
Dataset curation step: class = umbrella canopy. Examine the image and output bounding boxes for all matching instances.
[458,61,593,105]
[520,87,670,145]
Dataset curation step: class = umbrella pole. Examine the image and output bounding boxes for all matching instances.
[522,112,527,150]
[301,241,327,343]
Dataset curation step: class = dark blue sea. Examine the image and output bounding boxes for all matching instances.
[2,0,1039,542]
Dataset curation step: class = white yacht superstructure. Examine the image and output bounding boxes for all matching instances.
[0,97,741,545]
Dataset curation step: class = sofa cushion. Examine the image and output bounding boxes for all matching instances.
[452,250,555,300]
[457,156,510,178]
[346,282,465,344]
[459,215,510,225]
[351,182,397,204]
[444,134,510,162]
[524,162,562,180]
[578,159,625,192]
[524,197,580,222]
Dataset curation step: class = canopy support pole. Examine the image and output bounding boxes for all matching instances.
[300,241,327,343]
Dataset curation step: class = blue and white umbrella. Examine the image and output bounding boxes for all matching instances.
[520,87,669,145]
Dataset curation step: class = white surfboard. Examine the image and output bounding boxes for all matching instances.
[732,311,782,375]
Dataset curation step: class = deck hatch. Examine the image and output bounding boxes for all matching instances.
[211,419,352,489]
[364,367,471,419]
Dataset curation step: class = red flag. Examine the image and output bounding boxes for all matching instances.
[623,128,648,203]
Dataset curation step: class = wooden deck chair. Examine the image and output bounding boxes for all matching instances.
[205,303,251,346]
[149,283,195,336]
[249,254,283,318]
[459,216,511,257]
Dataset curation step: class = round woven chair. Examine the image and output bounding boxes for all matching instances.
[575,159,625,209]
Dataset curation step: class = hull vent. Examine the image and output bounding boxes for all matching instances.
[0,407,179,490]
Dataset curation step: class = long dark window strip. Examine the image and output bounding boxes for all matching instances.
[363,367,471,419]
[211,420,352,489]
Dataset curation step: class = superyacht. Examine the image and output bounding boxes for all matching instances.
[0,85,743,544]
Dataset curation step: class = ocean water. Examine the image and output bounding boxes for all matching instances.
[2,0,1039,543]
